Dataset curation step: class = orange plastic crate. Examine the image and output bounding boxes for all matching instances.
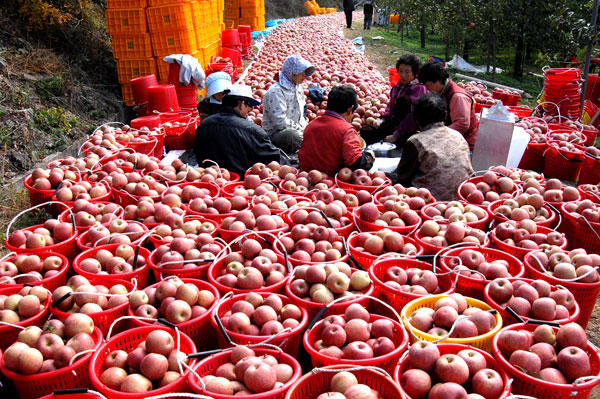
[121,83,134,106]
[155,56,170,83]
[106,8,148,35]
[107,0,147,8]
[199,40,220,68]
[116,58,157,84]
[146,2,197,34]
[150,25,198,56]
[111,33,153,59]
[148,0,192,5]
[195,21,220,47]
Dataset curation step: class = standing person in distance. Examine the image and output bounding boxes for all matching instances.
[197,72,232,119]
[356,0,374,30]
[194,84,283,176]
[418,61,478,150]
[343,0,356,29]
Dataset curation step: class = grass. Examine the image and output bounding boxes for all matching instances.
[0,186,49,248]
[355,24,545,107]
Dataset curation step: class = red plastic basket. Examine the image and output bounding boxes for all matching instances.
[168,181,221,202]
[210,292,308,356]
[118,135,158,156]
[24,174,82,209]
[437,247,524,301]
[189,347,302,399]
[518,142,547,172]
[559,204,600,253]
[58,203,123,235]
[0,285,51,351]
[578,152,600,185]
[72,243,151,287]
[76,221,149,251]
[217,225,290,249]
[543,141,584,182]
[487,199,557,228]
[413,228,491,256]
[50,278,134,337]
[0,252,69,292]
[148,217,218,248]
[184,202,251,224]
[335,176,392,193]
[421,201,489,230]
[286,208,355,238]
[284,268,375,321]
[394,343,512,399]
[351,205,422,235]
[483,277,580,325]
[207,252,289,296]
[577,185,600,204]
[304,313,408,374]
[5,223,78,261]
[37,391,106,399]
[369,257,456,317]
[272,232,350,267]
[347,233,424,267]
[457,175,521,204]
[492,323,600,399]
[490,225,567,260]
[147,241,223,282]
[0,327,102,399]
[253,195,311,215]
[222,181,280,198]
[129,278,219,352]
[284,364,402,399]
[523,250,600,328]
[89,326,196,398]
[582,125,599,146]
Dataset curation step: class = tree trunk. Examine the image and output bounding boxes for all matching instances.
[486,20,491,72]
[463,40,470,61]
[420,13,426,48]
[525,38,532,60]
[492,33,497,81]
[514,23,524,78]
[445,38,450,60]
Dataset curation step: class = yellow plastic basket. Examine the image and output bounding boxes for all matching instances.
[400,294,502,353]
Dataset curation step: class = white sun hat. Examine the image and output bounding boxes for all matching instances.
[205,72,233,98]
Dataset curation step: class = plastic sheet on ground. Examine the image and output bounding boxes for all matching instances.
[446,54,503,74]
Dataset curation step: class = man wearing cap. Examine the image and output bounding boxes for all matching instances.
[194,84,283,176]
[197,71,232,119]
[262,55,315,154]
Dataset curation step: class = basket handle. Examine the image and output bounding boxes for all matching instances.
[342,235,365,271]
[544,202,562,230]
[0,272,44,285]
[527,253,600,282]
[52,278,138,308]
[310,365,392,380]
[0,321,26,330]
[51,389,107,398]
[6,201,75,239]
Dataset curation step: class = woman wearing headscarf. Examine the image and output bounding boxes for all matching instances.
[197,71,232,119]
[262,55,315,154]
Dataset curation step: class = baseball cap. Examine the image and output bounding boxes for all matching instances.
[226,84,261,107]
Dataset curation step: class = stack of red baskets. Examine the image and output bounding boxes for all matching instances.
[221,29,242,69]
[168,62,198,111]
[543,67,582,121]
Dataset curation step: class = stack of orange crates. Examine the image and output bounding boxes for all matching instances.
[224,0,264,31]
[106,0,223,105]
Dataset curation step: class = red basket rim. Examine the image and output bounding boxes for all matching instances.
[72,243,150,281]
[335,175,392,192]
[5,224,77,255]
[24,173,82,194]
[490,225,568,256]
[0,252,69,289]
[437,246,525,283]
[492,322,600,391]
[483,277,580,324]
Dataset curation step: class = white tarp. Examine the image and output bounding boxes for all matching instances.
[446,54,503,74]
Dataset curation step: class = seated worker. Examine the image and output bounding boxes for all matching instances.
[418,61,478,150]
[394,92,473,201]
[262,55,315,154]
[298,85,375,177]
[194,84,283,176]
[197,72,232,119]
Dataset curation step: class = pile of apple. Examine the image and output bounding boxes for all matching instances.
[407,294,497,339]
[444,249,514,281]
[459,172,517,205]
[82,128,124,152]
[489,166,543,183]
[311,303,397,360]
[53,180,109,203]
[520,178,580,203]
[7,218,74,249]
[199,346,295,395]
[185,195,248,216]
[400,341,506,399]
[115,131,156,146]
[459,81,487,95]
[563,199,600,223]
[145,160,233,185]
[78,219,146,247]
[328,187,373,207]
[76,244,146,275]
[52,275,129,315]
[246,161,297,181]
[376,185,434,211]
[287,263,371,304]
[111,170,168,198]
[85,162,132,185]
[548,130,585,144]
[254,192,308,213]
[227,175,278,197]
[161,184,217,211]
[526,247,600,282]
[492,194,553,223]
[3,313,96,374]
[337,168,389,188]
[579,184,600,201]
[382,264,442,295]
[474,93,500,106]
[586,146,600,158]
[98,329,187,392]
[214,239,288,290]
[416,221,487,248]
[289,203,352,230]
[496,323,594,384]
[550,140,584,154]
[0,285,48,323]
[278,227,346,263]
[151,218,216,244]
[113,149,161,171]
[422,201,487,225]
[314,370,384,399]
[0,253,65,284]
[46,156,88,173]
[492,220,565,250]
[66,199,122,229]
[129,277,215,324]
[351,230,419,256]
[357,202,420,229]
[27,168,80,190]
[152,234,222,270]
[220,204,287,232]
[279,170,335,194]
[487,277,576,320]
[221,293,303,336]
[515,119,548,143]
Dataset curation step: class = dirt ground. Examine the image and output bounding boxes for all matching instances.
[345,23,600,398]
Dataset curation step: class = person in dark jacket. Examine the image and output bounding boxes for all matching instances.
[343,0,355,29]
[194,85,282,176]
[197,72,232,120]
[356,0,374,29]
